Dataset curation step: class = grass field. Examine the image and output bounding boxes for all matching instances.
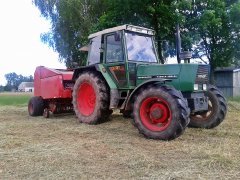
[0,92,33,106]
[0,93,240,179]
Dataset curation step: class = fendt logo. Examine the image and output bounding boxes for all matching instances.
[198,74,207,79]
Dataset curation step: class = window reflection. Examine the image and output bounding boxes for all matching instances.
[106,35,124,63]
[125,32,157,62]
[88,36,101,65]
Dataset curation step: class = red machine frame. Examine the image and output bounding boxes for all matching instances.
[34,66,74,117]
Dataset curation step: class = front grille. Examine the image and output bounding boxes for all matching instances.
[195,65,209,83]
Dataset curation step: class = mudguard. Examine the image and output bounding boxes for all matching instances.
[124,78,171,110]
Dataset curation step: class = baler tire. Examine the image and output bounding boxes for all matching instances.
[189,85,227,129]
[43,108,50,118]
[133,85,190,140]
[28,96,44,116]
[72,71,110,124]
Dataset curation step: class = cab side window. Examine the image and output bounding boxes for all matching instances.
[106,34,124,63]
[88,36,101,65]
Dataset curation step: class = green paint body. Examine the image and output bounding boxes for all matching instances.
[97,63,204,92]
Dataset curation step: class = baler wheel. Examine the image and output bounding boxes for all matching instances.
[189,85,227,128]
[72,71,110,124]
[28,96,44,116]
[43,108,50,118]
[133,85,190,140]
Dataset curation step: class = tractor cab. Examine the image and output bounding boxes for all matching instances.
[86,25,158,89]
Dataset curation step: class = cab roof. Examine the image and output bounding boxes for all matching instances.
[88,24,155,39]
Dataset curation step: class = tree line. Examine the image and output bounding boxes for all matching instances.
[33,0,240,72]
[0,73,33,92]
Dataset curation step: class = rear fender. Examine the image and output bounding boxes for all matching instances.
[72,64,118,110]
[72,65,97,81]
[72,64,117,89]
[124,78,170,110]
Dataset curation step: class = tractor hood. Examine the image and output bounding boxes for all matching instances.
[136,63,209,92]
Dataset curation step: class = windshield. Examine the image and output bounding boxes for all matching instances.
[125,32,157,63]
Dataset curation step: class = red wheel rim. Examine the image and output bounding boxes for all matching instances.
[140,97,172,131]
[77,82,96,116]
[28,103,33,114]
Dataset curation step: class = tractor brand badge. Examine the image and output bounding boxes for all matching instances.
[197,74,207,79]
[138,75,178,79]
[153,75,178,79]
[138,76,152,79]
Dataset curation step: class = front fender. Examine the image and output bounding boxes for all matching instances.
[124,78,171,110]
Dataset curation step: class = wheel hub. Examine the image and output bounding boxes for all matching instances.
[149,103,169,124]
[140,97,172,132]
[150,105,162,120]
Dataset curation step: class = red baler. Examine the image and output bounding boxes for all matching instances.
[28,66,74,117]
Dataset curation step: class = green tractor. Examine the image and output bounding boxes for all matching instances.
[72,25,227,140]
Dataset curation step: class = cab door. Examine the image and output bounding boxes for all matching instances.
[104,33,127,88]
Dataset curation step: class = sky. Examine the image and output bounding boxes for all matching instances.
[0,0,66,85]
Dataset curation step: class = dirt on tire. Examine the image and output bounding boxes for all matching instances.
[133,85,190,140]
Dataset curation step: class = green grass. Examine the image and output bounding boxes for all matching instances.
[228,96,240,103]
[0,92,33,106]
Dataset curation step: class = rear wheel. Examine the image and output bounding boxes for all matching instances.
[133,85,190,140]
[72,71,110,124]
[189,85,227,128]
[28,96,44,116]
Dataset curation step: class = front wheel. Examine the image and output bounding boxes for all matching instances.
[189,85,227,128]
[133,85,190,140]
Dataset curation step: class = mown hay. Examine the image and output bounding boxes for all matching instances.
[0,104,239,179]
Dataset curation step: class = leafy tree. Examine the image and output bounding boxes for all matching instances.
[179,0,240,74]
[4,73,33,91]
[0,85,4,92]
[229,2,240,66]
[34,0,180,64]
[97,0,179,64]
[33,0,240,74]
[33,0,106,67]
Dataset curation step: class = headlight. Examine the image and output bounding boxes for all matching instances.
[194,84,199,90]
[194,84,207,91]
[203,84,207,91]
